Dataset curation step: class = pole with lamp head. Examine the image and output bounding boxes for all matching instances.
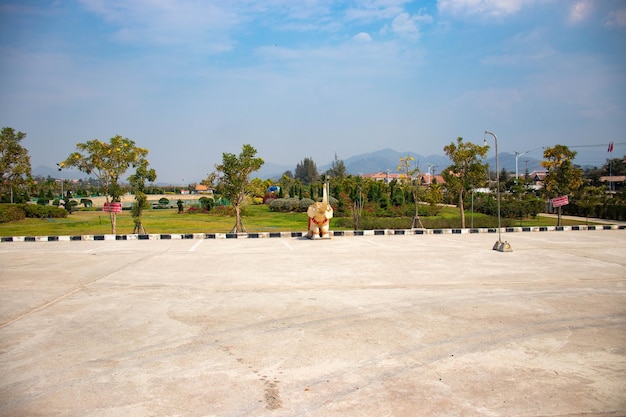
[56,163,64,205]
[484,130,512,252]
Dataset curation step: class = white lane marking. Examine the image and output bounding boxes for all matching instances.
[189,240,204,252]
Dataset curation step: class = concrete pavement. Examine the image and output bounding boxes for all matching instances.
[1,230,625,416]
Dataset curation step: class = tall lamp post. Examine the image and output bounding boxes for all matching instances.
[484,131,512,252]
[56,163,64,204]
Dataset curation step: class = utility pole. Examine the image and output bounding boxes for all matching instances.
[514,150,529,179]
[427,164,437,184]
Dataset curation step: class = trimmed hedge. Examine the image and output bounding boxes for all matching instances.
[21,204,68,219]
[0,204,26,223]
[0,204,68,223]
[268,197,339,213]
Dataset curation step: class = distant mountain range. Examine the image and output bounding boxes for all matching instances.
[255,148,545,180]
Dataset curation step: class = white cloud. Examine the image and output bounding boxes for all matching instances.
[344,0,409,22]
[568,0,593,24]
[605,8,626,29]
[390,11,433,40]
[438,0,539,19]
[77,0,240,50]
[353,32,373,42]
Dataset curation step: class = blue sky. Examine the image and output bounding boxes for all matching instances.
[1,0,625,183]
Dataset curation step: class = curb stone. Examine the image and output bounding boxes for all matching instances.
[1,224,624,242]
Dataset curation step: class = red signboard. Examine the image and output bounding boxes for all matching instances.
[551,195,569,208]
[103,202,123,213]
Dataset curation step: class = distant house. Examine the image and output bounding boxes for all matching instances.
[600,176,626,191]
[525,170,548,182]
[193,184,213,195]
[419,173,446,185]
[361,172,445,185]
[361,172,404,183]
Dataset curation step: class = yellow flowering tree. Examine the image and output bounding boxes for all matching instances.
[61,135,149,234]
[541,144,583,226]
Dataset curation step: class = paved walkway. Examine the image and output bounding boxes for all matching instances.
[539,213,626,226]
[1,230,625,416]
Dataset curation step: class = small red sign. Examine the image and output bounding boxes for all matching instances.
[103,202,123,213]
[551,195,569,208]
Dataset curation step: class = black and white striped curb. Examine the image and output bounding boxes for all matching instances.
[1,224,624,242]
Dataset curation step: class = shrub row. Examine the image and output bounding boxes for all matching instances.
[0,204,68,223]
[269,198,314,212]
[268,197,340,213]
[0,204,26,223]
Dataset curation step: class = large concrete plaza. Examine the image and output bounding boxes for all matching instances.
[1,230,625,416]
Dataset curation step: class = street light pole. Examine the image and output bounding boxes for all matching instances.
[56,163,64,204]
[514,150,529,179]
[485,131,512,252]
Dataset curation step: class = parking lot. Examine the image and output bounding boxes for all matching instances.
[1,230,625,416]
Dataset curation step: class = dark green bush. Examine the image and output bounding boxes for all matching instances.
[20,204,68,219]
[0,204,26,223]
[199,197,214,211]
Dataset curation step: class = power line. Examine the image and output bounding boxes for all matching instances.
[568,142,626,149]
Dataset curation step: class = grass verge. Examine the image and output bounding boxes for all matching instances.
[0,204,602,237]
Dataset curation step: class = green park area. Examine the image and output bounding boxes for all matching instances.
[1,129,624,238]
[0,204,599,237]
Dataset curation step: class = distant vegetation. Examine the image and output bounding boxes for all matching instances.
[1,126,625,235]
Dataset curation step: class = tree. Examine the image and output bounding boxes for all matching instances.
[442,137,489,228]
[603,157,625,176]
[128,158,157,234]
[541,144,583,226]
[61,135,149,234]
[397,155,423,228]
[0,127,32,203]
[425,182,443,216]
[213,144,264,233]
[295,157,318,184]
[326,153,347,179]
[575,183,605,224]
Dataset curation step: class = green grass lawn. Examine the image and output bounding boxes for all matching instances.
[0,205,312,236]
[0,204,601,237]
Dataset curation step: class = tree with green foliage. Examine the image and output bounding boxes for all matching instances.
[61,190,78,213]
[603,157,625,176]
[341,175,365,230]
[61,135,149,234]
[0,127,32,203]
[425,182,443,216]
[397,155,423,228]
[326,153,347,179]
[442,137,489,228]
[250,177,272,199]
[212,144,264,233]
[574,183,605,224]
[295,157,318,184]
[128,157,157,234]
[541,144,583,226]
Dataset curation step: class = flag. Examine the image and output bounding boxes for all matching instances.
[608,141,614,152]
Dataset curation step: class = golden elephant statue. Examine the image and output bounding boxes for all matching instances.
[307,183,333,239]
